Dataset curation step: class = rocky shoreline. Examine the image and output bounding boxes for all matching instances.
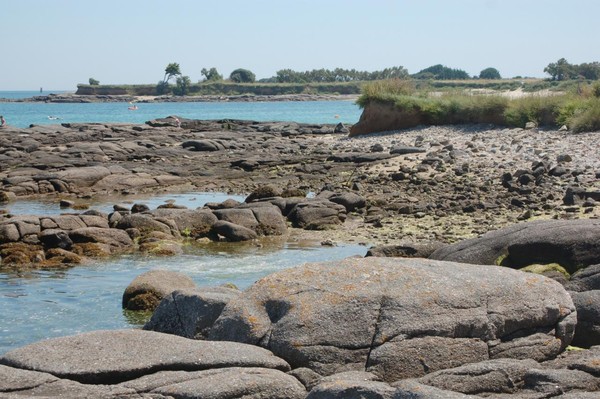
[1,118,598,246]
[1,118,600,397]
[0,93,360,103]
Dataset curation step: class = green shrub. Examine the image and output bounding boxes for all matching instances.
[592,81,600,98]
[503,95,562,127]
[569,98,600,132]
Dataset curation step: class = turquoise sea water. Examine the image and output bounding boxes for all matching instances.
[0,99,367,354]
[0,92,361,128]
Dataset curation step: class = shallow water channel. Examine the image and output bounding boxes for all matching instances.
[0,192,367,354]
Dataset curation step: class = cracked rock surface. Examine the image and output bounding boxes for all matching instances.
[208,257,577,382]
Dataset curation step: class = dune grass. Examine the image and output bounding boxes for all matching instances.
[358,79,600,132]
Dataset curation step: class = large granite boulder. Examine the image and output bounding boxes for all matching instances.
[144,285,241,339]
[208,257,576,382]
[0,329,304,398]
[122,269,197,311]
[430,219,600,273]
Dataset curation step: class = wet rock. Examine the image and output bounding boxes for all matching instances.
[131,203,150,213]
[366,241,446,258]
[138,234,183,256]
[59,199,75,208]
[0,242,45,265]
[0,191,17,202]
[211,220,258,242]
[39,229,73,250]
[122,269,197,311]
[334,122,349,133]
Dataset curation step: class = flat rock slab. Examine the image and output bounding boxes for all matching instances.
[430,219,600,273]
[0,329,290,385]
[120,367,306,399]
[209,257,576,381]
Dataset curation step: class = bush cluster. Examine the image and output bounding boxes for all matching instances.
[358,80,600,132]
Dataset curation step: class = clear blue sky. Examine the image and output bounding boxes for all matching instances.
[2,0,599,90]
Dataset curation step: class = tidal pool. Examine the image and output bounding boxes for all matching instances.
[0,192,368,354]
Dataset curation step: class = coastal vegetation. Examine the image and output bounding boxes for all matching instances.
[356,78,600,132]
[75,60,600,133]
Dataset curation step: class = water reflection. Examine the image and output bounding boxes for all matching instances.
[1,191,247,217]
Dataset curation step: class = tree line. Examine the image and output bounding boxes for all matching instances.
[544,58,600,81]
[86,58,600,95]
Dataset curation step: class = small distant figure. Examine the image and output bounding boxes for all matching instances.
[40,87,43,93]
[174,116,181,128]
[0,115,6,127]
[334,114,340,119]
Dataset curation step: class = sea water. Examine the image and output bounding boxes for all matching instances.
[0,239,366,355]
[0,93,361,128]
[0,100,367,354]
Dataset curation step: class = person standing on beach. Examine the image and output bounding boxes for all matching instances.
[0,115,5,127]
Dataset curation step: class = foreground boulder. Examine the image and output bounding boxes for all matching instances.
[430,219,600,273]
[0,329,305,398]
[209,257,576,382]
